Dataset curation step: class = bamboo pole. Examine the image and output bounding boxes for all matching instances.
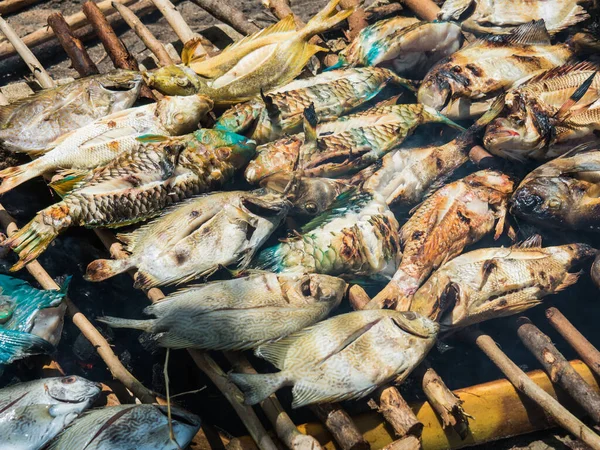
[546,307,600,378]
[365,3,403,22]
[190,0,261,36]
[112,1,173,67]
[311,404,370,450]
[47,12,100,77]
[369,387,423,438]
[0,0,41,15]
[150,0,200,45]
[401,0,440,21]
[262,0,304,28]
[382,435,420,450]
[339,0,367,40]
[466,328,600,450]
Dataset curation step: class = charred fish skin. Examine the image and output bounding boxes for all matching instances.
[0,376,101,450]
[0,70,143,153]
[368,170,514,311]
[98,273,347,351]
[411,238,596,329]
[2,129,256,272]
[86,189,290,289]
[215,67,414,143]
[254,190,401,279]
[230,309,438,408]
[334,18,463,78]
[46,404,201,450]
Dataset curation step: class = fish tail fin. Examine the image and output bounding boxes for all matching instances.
[85,258,136,282]
[0,330,54,364]
[96,316,155,332]
[421,105,466,131]
[0,161,43,195]
[133,270,160,290]
[253,245,284,272]
[229,371,288,405]
[388,74,419,93]
[59,275,72,295]
[300,0,354,39]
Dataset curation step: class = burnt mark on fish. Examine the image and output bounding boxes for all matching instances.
[412,230,424,240]
[457,210,471,224]
[174,250,188,265]
[465,64,483,77]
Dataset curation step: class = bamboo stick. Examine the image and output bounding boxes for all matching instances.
[546,307,600,378]
[150,0,200,45]
[261,0,304,28]
[466,328,600,450]
[112,1,173,67]
[190,0,261,36]
[517,317,600,424]
[369,387,423,438]
[339,0,367,40]
[401,0,440,21]
[0,90,9,105]
[382,435,420,450]
[0,0,41,16]
[365,3,403,22]
[311,404,370,450]
[47,12,99,77]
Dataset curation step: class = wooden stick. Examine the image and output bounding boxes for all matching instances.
[466,328,600,450]
[261,0,304,28]
[47,12,99,77]
[348,284,371,311]
[382,435,420,450]
[0,0,41,16]
[82,0,155,100]
[311,403,370,450]
[0,14,54,88]
[112,1,174,67]
[401,0,440,21]
[225,351,324,450]
[517,317,600,424]
[150,0,200,45]
[546,308,600,378]
[339,0,367,40]
[369,387,423,438]
[190,0,261,36]
[0,90,9,105]
[364,3,403,22]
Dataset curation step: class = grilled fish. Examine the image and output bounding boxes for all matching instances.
[0,70,142,153]
[1,130,256,271]
[0,95,213,195]
[0,376,101,450]
[98,273,346,350]
[86,189,289,289]
[439,0,590,35]
[215,67,415,143]
[366,170,514,311]
[411,236,595,328]
[255,190,401,279]
[230,309,438,408]
[245,103,464,183]
[418,21,573,120]
[333,18,463,78]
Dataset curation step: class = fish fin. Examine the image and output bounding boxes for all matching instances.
[299,188,371,233]
[0,162,39,195]
[156,333,196,349]
[229,372,288,405]
[503,20,551,46]
[260,89,280,119]
[3,216,62,272]
[552,5,589,33]
[0,330,54,364]
[96,316,155,332]
[474,94,506,128]
[181,37,208,66]
[48,170,88,197]
[133,270,161,290]
[300,0,354,39]
[302,103,318,145]
[292,382,333,408]
[514,234,543,249]
[85,258,136,282]
[136,134,170,143]
[525,62,600,85]
[438,0,473,20]
[227,14,297,53]
[421,105,466,131]
[253,245,283,272]
[554,72,598,121]
[556,271,581,292]
[388,74,418,93]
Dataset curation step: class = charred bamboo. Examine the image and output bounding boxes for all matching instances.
[547,307,600,378]
[190,0,261,35]
[311,403,370,450]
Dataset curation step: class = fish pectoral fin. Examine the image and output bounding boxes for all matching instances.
[504,20,551,46]
[0,330,54,364]
[556,271,581,292]
[555,71,598,121]
[513,234,543,249]
[181,37,208,66]
[228,14,297,53]
[49,169,89,197]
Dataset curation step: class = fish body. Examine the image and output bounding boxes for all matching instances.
[47,404,201,450]
[0,71,142,152]
[2,130,256,271]
[484,63,600,160]
[0,95,214,195]
[418,21,573,119]
[215,67,413,143]
[411,239,595,328]
[368,170,514,310]
[511,150,600,231]
[255,190,401,279]
[86,189,289,289]
[230,309,438,408]
[245,103,464,183]
[335,18,463,78]
[0,376,101,450]
[99,273,347,350]
[440,0,590,35]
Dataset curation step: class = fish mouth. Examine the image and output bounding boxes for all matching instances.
[417,82,451,111]
[510,188,544,214]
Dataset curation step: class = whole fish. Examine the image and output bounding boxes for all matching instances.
[98,273,346,350]
[215,67,415,143]
[439,0,590,35]
[47,404,201,450]
[366,170,514,311]
[0,275,69,365]
[0,94,214,195]
[0,376,101,450]
[146,0,353,103]
[0,70,142,153]
[484,63,600,160]
[1,129,256,271]
[230,309,438,408]
[511,149,600,231]
[411,237,595,328]
[418,21,574,120]
[245,103,465,183]
[333,18,463,78]
[254,190,401,279]
[86,189,289,289]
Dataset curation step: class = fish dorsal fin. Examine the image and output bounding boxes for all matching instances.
[514,234,543,249]
[227,14,298,53]
[181,37,208,66]
[49,170,89,197]
[525,61,600,85]
[299,188,371,233]
[504,20,551,46]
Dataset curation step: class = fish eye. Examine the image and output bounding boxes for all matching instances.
[217,147,231,160]
[61,376,77,384]
[174,112,185,123]
[176,78,190,87]
[403,311,417,320]
[304,202,318,215]
[547,198,561,210]
[300,277,312,296]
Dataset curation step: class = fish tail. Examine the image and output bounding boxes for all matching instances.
[96,316,156,332]
[422,105,466,132]
[0,330,54,364]
[229,371,288,405]
[0,161,42,195]
[300,0,354,39]
[85,258,136,282]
